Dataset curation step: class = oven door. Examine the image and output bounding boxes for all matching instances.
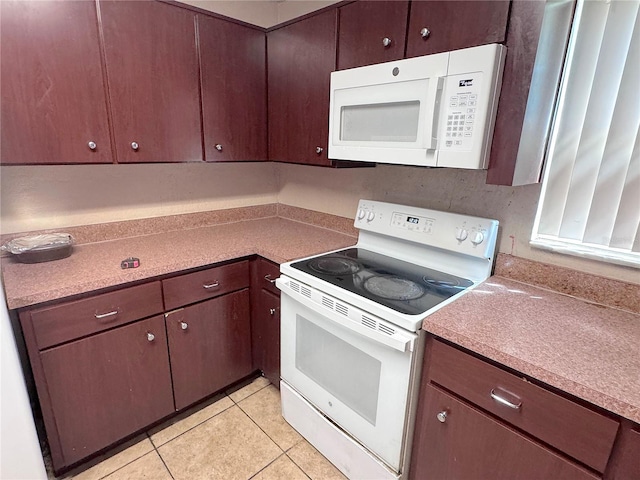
[278,278,418,471]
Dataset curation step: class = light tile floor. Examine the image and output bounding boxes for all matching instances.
[49,377,346,480]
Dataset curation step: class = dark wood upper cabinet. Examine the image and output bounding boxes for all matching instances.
[486,0,547,185]
[337,1,409,70]
[198,15,267,161]
[166,289,253,410]
[267,9,338,166]
[99,0,202,163]
[0,0,112,164]
[406,1,511,58]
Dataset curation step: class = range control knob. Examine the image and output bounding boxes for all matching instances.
[471,231,485,246]
[455,227,468,242]
[367,211,376,222]
[357,209,366,220]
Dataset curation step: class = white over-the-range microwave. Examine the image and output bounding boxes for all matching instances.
[328,43,506,169]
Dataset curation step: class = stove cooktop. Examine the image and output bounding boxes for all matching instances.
[290,248,473,316]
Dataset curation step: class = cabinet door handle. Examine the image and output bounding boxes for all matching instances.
[203,281,220,289]
[420,27,430,38]
[315,146,323,154]
[436,411,447,423]
[180,321,188,330]
[269,308,277,315]
[94,310,118,320]
[382,37,392,47]
[147,332,155,342]
[490,388,522,410]
[215,144,223,151]
[264,274,277,284]
[88,141,97,150]
[131,141,139,151]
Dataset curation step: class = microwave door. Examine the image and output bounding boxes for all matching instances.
[329,53,449,165]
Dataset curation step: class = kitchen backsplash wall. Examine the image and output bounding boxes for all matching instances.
[275,163,640,285]
[0,163,279,234]
[1,161,637,284]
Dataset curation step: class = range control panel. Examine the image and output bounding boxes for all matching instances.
[355,200,499,259]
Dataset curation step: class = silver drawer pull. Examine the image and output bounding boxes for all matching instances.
[269,308,276,315]
[180,321,188,330]
[203,281,220,289]
[94,310,118,320]
[264,274,277,284]
[490,389,522,410]
[147,332,155,342]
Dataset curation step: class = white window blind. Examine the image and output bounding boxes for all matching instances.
[531,0,640,268]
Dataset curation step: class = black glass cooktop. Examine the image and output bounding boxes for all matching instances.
[291,248,473,315]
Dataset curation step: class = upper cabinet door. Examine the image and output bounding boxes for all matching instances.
[406,1,510,58]
[198,16,267,162]
[267,10,338,166]
[337,1,409,70]
[0,0,112,165]
[99,1,202,163]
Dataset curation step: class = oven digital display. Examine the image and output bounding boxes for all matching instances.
[392,212,434,234]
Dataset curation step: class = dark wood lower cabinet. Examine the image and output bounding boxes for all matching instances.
[411,385,598,480]
[250,258,281,387]
[39,315,174,467]
[166,289,253,410]
[256,289,280,386]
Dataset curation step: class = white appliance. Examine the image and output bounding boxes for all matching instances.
[328,44,506,169]
[277,200,499,479]
[0,281,47,479]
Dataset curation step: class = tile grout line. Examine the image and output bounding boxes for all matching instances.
[149,394,235,449]
[246,452,288,480]
[233,383,312,479]
[70,380,272,480]
[283,441,313,480]
[148,432,176,480]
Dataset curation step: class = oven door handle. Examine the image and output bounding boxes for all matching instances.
[277,278,415,353]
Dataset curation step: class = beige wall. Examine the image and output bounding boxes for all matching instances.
[1,161,637,283]
[275,163,640,284]
[175,0,340,27]
[0,163,278,233]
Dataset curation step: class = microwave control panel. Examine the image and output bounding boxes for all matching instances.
[442,72,484,152]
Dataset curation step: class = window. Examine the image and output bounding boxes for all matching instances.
[531,0,640,268]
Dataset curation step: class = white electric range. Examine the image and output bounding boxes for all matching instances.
[276,200,499,479]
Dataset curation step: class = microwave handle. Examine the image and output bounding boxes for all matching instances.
[429,76,445,149]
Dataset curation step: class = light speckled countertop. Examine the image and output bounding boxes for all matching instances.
[2,210,638,425]
[1,217,356,310]
[422,277,640,423]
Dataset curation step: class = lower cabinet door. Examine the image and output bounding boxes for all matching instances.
[260,289,281,387]
[40,315,174,467]
[166,289,252,410]
[410,385,598,480]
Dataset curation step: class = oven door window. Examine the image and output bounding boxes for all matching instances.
[280,292,416,471]
[296,315,381,425]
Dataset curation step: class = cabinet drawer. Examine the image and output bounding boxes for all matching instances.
[257,258,280,296]
[411,384,598,480]
[163,260,250,310]
[30,282,163,350]
[428,340,619,473]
